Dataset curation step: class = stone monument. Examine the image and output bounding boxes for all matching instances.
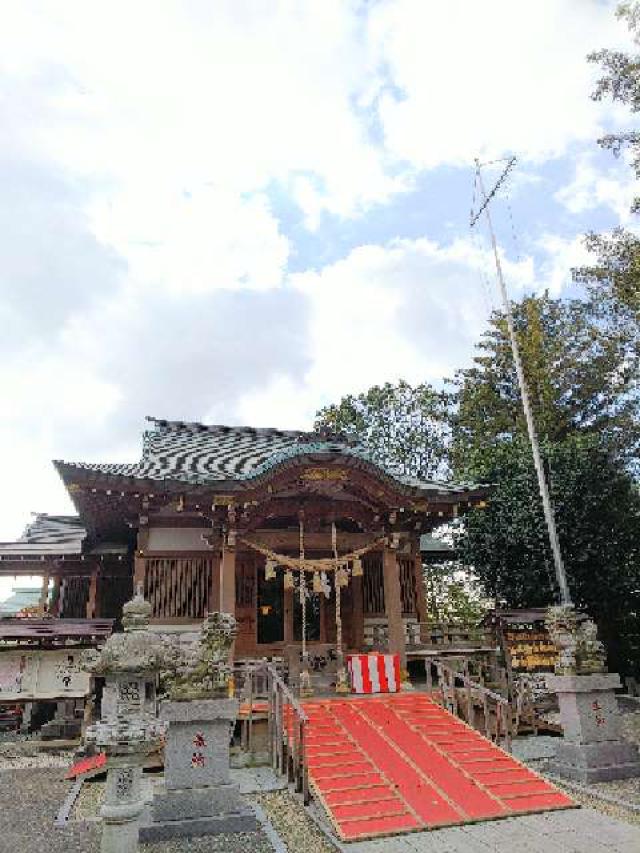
[546,605,640,782]
[82,589,166,853]
[140,612,257,841]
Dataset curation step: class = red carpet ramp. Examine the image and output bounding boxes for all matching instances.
[303,693,574,842]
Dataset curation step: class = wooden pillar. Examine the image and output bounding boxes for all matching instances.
[86,569,99,619]
[284,587,294,644]
[413,544,428,639]
[383,546,406,668]
[351,575,364,651]
[134,527,149,592]
[220,543,236,615]
[210,553,221,612]
[38,572,50,616]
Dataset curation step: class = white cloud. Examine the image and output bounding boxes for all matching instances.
[369,0,633,169]
[555,151,640,225]
[89,186,290,294]
[236,235,537,428]
[536,233,593,296]
[1,0,636,546]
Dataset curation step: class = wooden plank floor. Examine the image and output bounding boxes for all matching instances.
[302,693,574,842]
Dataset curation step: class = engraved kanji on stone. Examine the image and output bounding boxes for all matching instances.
[191,751,205,768]
[193,731,206,748]
[116,768,134,799]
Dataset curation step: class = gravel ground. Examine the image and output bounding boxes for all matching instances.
[73,778,104,820]
[592,776,640,807]
[559,784,640,827]
[0,767,275,852]
[0,740,75,770]
[0,768,100,853]
[255,790,336,853]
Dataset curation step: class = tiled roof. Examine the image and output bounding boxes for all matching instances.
[0,514,86,555]
[56,417,467,494]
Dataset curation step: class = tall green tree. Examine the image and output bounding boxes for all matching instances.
[574,0,640,313]
[452,294,639,477]
[315,380,452,481]
[456,434,640,676]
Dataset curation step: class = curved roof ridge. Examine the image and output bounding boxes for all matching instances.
[145,415,307,438]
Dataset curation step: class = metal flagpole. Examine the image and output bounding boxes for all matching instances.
[473,158,572,607]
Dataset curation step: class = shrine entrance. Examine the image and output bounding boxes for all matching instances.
[257,568,284,644]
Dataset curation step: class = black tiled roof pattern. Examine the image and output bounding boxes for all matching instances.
[56,417,463,493]
[0,514,86,555]
[18,514,86,546]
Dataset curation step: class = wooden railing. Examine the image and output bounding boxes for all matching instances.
[369,620,494,650]
[234,660,309,803]
[432,659,513,751]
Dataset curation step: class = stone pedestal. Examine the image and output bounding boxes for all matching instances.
[548,673,640,783]
[100,756,146,853]
[140,698,256,841]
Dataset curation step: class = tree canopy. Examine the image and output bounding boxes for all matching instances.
[575,0,640,314]
[452,293,639,477]
[313,3,640,674]
[315,380,451,481]
[456,435,640,675]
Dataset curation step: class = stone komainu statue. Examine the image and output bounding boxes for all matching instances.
[546,605,607,676]
[162,612,237,701]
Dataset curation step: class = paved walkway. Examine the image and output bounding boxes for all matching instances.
[333,808,640,853]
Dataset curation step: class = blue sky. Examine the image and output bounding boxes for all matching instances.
[1,0,638,569]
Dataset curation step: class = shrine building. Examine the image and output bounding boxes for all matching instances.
[0,417,485,672]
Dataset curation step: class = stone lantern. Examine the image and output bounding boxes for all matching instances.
[140,611,256,842]
[546,605,640,782]
[83,589,167,853]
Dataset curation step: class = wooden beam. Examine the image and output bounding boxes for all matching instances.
[244,529,380,553]
[383,546,406,668]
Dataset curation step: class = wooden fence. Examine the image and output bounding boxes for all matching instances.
[432,659,513,751]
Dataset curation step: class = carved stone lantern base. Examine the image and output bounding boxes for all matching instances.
[100,755,146,853]
[548,673,640,783]
[140,698,256,841]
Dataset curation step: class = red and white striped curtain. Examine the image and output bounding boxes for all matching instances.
[347,653,401,694]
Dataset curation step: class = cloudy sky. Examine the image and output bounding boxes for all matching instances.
[1,0,638,558]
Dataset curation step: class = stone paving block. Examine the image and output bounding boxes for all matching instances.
[414,825,493,853]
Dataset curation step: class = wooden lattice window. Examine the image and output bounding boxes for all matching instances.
[399,556,417,615]
[144,557,213,619]
[363,553,385,615]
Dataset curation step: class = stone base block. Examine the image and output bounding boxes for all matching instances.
[139,811,257,842]
[151,783,247,822]
[551,739,640,783]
